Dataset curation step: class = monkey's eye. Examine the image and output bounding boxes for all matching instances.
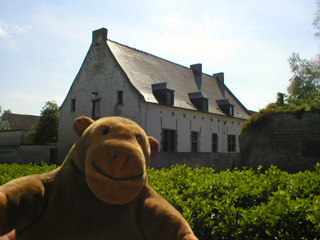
[136,135,142,144]
[102,128,110,135]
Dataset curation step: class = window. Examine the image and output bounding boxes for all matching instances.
[117,91,123,104]
[229,105,235,117]
[71,99,76,112]
[164,91,173,105]
[227,135,236,152]
[161,129,177,152]
[92,100,100,120]
[191,131,199,152]
[212,134,218,152]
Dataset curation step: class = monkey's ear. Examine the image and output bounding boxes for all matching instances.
[148,137,159,157]
[74,116,94,137]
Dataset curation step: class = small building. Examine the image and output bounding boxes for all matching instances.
[58,28,251,164]
[0,112,57,164]
[0,112,38,132]
[0,112,38,145]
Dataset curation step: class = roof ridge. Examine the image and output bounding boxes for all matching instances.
[7,113,39,117]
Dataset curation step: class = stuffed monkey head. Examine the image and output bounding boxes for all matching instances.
[71,116,159,205]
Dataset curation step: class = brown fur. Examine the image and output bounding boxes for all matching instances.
[0,116,198,240]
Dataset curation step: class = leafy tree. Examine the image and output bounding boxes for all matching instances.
[313,0,320,39]
[278,1,320,107]
[264,53,320,112]
[287,53,320,103]
[29,101,59,144]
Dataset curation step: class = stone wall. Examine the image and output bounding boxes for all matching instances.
[0,130,58,165]
[0,145,58,165]
[0,130,25,146]
[239,111,320,173]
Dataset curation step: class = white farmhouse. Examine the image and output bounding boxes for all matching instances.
[58,28,251,163]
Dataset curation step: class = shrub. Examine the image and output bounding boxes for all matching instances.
[1,163,320,239]
[0,163,58,185]
[148,164,320,239]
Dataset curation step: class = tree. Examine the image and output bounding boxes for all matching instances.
[30,101,59,144]
[287,53,320,103]
[313,0,320,39]
[264,53,320,112]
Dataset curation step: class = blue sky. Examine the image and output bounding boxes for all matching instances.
[0,0,319,115]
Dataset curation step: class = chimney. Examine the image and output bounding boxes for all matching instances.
[190,64,202,91]
[213,72,225,98]
[92,28,108,45]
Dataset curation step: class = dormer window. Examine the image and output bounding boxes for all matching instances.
[216,99,234,117]
[152,82,174,106]
[188,92,208,112]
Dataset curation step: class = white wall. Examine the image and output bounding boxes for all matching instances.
[58,43,143,163]
[142,103,246,153]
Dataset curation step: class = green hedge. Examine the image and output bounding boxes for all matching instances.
[1,163,320,239]
[0,163,58,185]
[148,164,320,239]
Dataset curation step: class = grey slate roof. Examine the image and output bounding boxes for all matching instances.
[107,40,250,120]
[3,113,39,131]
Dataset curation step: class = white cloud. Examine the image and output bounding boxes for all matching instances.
[0,21,8,37]
[161,0,191,41]
[14,25,31,34]
[0,20,30,38]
